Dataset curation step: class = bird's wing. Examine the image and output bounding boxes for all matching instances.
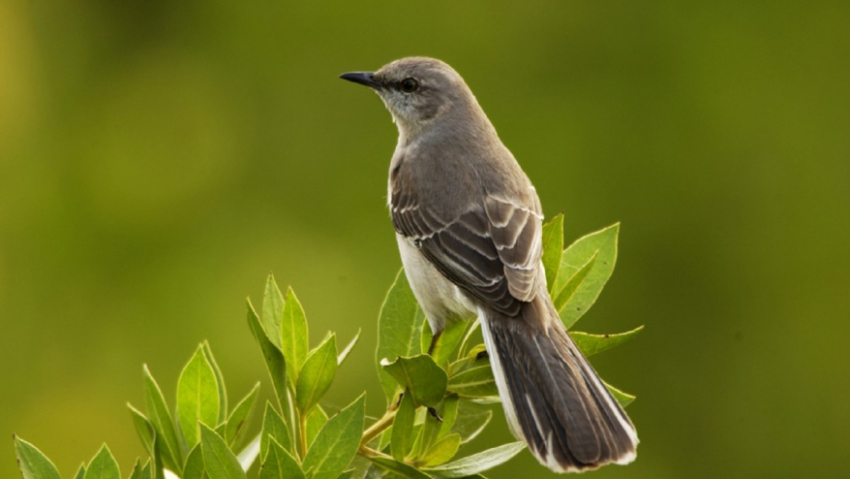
[391,186,543,317]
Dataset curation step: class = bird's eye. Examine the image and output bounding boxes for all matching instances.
[400,78,419,93]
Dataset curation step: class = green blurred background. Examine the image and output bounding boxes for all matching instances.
[2,1,848,478]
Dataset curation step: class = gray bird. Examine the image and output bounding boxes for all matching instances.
[341,57,638,473]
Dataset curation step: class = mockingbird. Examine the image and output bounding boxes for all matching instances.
[341,57,638,473]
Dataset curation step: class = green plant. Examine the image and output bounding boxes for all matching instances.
[13,217,641,479]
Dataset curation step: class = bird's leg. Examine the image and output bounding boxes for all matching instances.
[427,330,443,356]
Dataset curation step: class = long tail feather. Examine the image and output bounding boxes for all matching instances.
[478,299,638,473]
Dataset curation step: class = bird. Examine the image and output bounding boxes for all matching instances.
[340,57,638,473]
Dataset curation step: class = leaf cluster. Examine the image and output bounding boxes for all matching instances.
[14,219,641,479]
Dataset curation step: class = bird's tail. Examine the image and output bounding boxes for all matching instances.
[478,297,638,473]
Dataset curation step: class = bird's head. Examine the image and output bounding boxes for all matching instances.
[341,57,482,137]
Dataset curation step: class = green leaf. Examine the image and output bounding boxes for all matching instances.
[381,355,448,408]
[423,442,525,478]
[138,461,152,479]
[74,464,86,479]
[177,345,222,448]
[226,383,261,448]
[302,394,366,479]
[338,329,361,366]
[14,436,61,479]
[83,445,120,479]
[127,403,154,454]
[419,434,461,467]
[306,405,329,446]
[552,252,597,316]
[127,460,141,479]
[296,333,338,412]
[260,402,292,461]
[411,403,442,460]
[260,438,305,479]
[570,325,644,357]
[200,424,247,479]
[377,269,427,403]
[604,381,636,408]
[202,341,228,424]
[542,213,564,293]
[143,365,183,471]
[436,395,459,441]
[391,389,416,461]
[262,274,285,350]
[447,358,498,399]
[247,299,289,414]
[366,456,434,479]
[422,320,468,367]
[183,444,205,479]
[280,286,309,387]
[449,401,492,444]
[553,223,619,329]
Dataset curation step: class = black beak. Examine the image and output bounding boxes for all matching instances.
[339,71,382,89]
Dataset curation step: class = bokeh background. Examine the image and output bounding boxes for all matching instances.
[2,1,849,478]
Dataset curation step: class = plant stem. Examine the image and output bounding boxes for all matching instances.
[358,445,393,460]
[360,409,397,447]
[299,412,309,457]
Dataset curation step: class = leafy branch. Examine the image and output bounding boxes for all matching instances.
[13,217,641,479]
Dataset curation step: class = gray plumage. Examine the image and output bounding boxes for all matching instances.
[341,57,638,473]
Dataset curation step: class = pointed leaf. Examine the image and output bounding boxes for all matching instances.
[604,381,636,408]
[303,394,366,479]
[183,445,205,479]
[226,383,261,448]
[554,223,619,329]
[144,365,183,471]
[128,403,155,454]
[571,325,644,357]
[447,359,498,399]
[553,252,597,314]
[338,329,361,366]
[423,442,525,478]
[247,299,289,413]
[366,456,434,479]
[296,333,338,412]
[280,287,309,386]
[412,402,442,460]
[261,402,292,460]
[84,445,120,479]
[177,346,221,448]
[420,433,461,467]
[139,461,152,479]
[377,269,427,403]
[391,389,416,461]
[74,465,86,479]
[542,213,564,293]
[262,274,284,349]
[14,436,61,479]
[306,405,329,446]
[260,438,305,479]
[202,342,228,424]
[436,395,459,442]
[200,424,247,479]
[381,355,447,408]
[449,401,492,444]
[422,320,468,367]
[127,460,142,479]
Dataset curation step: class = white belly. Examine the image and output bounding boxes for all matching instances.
[396,234,476,334]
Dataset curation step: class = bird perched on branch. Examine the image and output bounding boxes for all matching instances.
[341,57,638,473]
